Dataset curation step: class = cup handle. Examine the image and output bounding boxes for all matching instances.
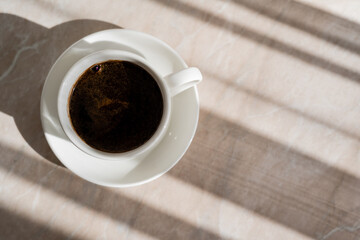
[164,67,202,96]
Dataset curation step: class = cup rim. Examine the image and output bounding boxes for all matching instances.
[57,50,171,161]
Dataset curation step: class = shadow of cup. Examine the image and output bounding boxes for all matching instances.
[0,13,120,166]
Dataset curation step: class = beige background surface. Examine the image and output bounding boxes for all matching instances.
[1,0,360,239]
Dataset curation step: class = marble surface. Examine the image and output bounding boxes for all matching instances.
[1,0,360,239]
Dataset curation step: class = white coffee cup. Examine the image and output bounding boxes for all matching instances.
[57,50,202,161]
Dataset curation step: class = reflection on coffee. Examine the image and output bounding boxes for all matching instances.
[69,60,163,153]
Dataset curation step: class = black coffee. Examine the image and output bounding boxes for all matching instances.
[69,60,163,153]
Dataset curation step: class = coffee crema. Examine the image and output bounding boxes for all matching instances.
[69,60,163,153]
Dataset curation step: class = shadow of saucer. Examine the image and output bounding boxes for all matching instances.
[0,14,120,166]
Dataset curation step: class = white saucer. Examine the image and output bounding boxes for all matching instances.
[40,29,199,187]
